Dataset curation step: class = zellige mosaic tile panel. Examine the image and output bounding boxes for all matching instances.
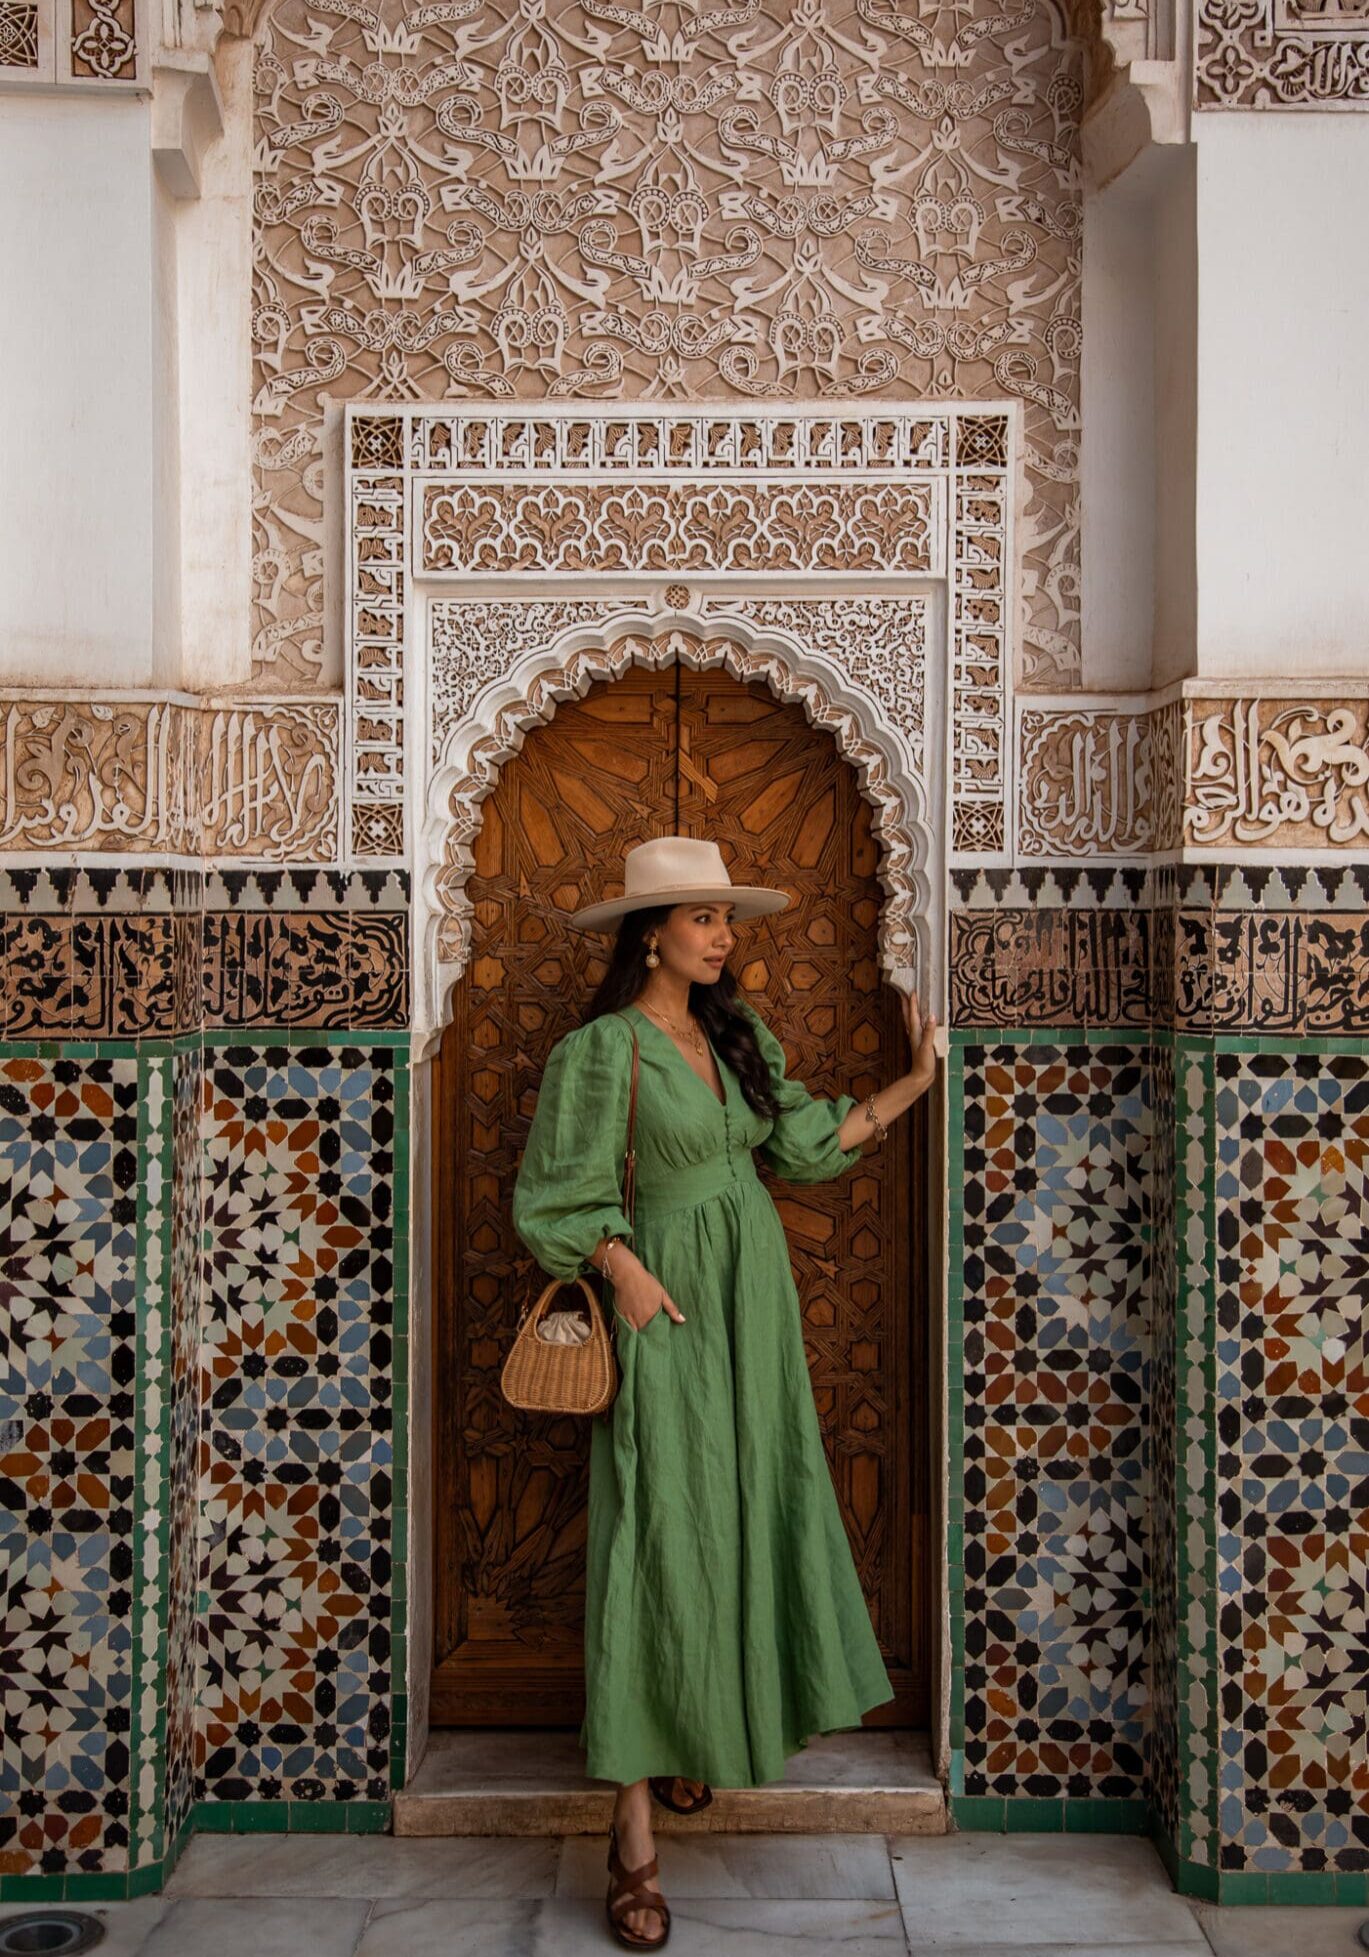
[197,1042,402,1806]
[955,1036,1152,1803]
[1212,1045,1369,1874]
[0,1055,142,1877]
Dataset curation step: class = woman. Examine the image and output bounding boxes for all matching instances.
[511,835,938,1949]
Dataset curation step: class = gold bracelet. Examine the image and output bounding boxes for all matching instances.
[600,1236,623,1285]
[864,1092,887,1144]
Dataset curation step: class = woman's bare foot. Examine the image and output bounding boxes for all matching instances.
[612,1780,665,1943]
[665,1776,706,1805]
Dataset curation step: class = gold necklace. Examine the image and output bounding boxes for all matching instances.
[637,996,706,1055]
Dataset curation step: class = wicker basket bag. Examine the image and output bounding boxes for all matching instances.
[501,1015,640,1418]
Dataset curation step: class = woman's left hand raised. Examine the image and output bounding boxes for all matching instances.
[896,987,938,1095]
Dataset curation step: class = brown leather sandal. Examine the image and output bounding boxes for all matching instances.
[606,1820,671,1950]
[648,1775,714,1816]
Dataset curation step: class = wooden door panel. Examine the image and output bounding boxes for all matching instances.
[432,663,930,1725]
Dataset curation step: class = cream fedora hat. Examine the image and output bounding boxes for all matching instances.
[565,835,791,933]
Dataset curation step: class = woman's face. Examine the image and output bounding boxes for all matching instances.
[657,900,736,984]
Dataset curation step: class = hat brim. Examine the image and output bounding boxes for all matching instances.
[564,885,791,933]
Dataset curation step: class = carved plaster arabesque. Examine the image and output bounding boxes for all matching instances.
[0,0,145,84]
[419,481,938,577]
[349,404,1013,876]
[0,0,43,67]
[249,0,1085,692]
[418,623,936,1061]
[1195,0,1369,106]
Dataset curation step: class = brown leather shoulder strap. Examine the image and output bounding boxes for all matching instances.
[614,1013,639,1228]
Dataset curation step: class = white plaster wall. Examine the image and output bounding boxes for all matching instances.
[0,96,160,686]
[1081,173,1157,692]
[1194,114,1369,679]
[177,39,253,691]
[152,169,183,687]
[1152,146,1198,689]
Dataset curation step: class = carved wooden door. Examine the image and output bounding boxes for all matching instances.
[431,661,931,1725]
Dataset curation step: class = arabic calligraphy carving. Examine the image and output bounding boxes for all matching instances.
[1186,700,1369,849]
[200,704,342,861]
[1017,699,1184,859]
[948,906,1149,1027]
[1020,706,1158,857]
[0,698,339,862]
[252,0,1084,689]
[1196,0,1369,106]
[0,701,197,853]
[1173,909,1369,1033]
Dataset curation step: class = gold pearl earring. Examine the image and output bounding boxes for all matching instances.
[645,934,660,969]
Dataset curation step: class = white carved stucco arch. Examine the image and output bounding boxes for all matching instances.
[415,619,939,1062]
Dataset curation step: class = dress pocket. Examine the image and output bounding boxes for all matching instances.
[612,1298,666,1336]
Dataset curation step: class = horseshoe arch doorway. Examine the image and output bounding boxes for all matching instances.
[430,659,934,1726]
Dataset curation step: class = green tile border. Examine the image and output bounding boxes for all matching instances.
[200,1028,411,1051]
[945,1040,968,1800]
[188,1799,392,1836]
[949,1796,1151,1835]
[1213,1033,1369,1059]
[389,1044,412,1794]
[1172,1038,1219,1870]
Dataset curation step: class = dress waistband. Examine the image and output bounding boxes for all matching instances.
[633,1148,761,1217]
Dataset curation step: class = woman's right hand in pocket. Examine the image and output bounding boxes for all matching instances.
[607,1247,686,1333]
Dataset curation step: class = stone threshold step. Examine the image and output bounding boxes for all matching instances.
[396,1729,946,1837]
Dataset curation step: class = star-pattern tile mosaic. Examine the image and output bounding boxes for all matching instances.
[1213,1048,1369,1873]
[956,1039,1152,1802]
[0,1056,142,1877]
[197,1044,400,1807]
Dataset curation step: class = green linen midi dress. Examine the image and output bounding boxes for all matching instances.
[510,995,895,1788]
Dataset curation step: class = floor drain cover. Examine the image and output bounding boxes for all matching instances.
[0,1914,106,1956]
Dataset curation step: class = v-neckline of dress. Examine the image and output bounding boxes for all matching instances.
[624,1003,729,1112]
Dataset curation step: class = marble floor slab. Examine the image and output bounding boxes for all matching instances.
[930,1946,1211,1957]
[0,1898,170,1957]
[556,1828,897,1898]
[357,1893,910,1956]
[138,1896,371,1957]
[1190,1901,1369,1957]
[889,1835,1204,1949]
[19,1834,1369,1955]
[164,1829,561,1898]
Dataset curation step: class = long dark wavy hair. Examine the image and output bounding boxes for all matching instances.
[582,905,782,1121]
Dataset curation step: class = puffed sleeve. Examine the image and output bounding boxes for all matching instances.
[511,1013,636,1282]
[739,999,865,1184]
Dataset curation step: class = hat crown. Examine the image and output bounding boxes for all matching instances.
[623,836,732,897]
